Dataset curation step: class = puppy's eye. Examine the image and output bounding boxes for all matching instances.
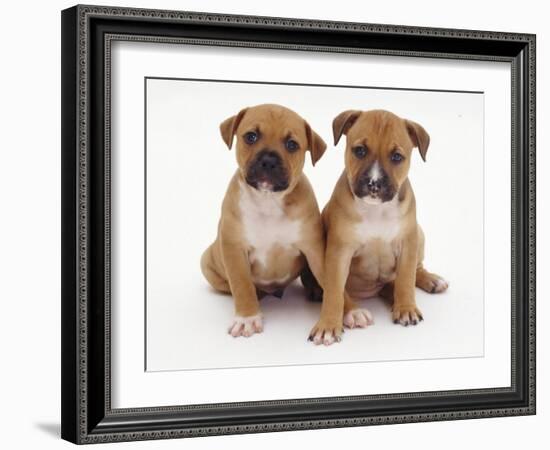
[353,146,367,159]
[244,132,258,144]
[391,152,404,163]
[286,139,299,153]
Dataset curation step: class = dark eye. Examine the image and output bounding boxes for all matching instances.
[391,152,404,163]
[286,139,299,153]
[353,146,367,159]
[244,131,258,144]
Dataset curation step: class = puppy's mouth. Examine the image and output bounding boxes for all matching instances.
[352,168,396,203]
[245,150,290,193]
[245,174,289,193]
[361,195,385,205]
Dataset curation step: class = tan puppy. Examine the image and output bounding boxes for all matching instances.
[309,109,448,345]
[201,104,327,338]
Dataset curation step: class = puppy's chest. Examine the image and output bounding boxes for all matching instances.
[239,188,301,268]
[353,199,402,260]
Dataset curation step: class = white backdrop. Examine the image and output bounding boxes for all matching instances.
[145,77,485,371]
[0,0,546,449]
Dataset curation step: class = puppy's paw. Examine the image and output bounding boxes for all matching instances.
[417,272,449,294]
[343,308,374,329]
[308,318,344,346]
[228,314,263,337]
[430,276,449,293]
[392,304,423,326]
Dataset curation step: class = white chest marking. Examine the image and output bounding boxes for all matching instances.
[239,183,301,268]
[354,196,401,243]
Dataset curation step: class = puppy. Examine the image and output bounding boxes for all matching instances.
[309,109,448,345]
[201,104,327,338]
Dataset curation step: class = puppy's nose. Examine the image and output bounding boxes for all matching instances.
[367,179,380,193]
[258,152,280,171]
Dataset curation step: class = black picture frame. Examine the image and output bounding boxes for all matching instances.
[61,4,536,444]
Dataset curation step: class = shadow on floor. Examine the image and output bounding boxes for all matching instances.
[35,422,60,438]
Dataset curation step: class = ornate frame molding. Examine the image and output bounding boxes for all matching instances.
[61,4,536,444]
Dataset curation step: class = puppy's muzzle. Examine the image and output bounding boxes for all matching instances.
[245,150,290,192]
[366,178,381,195]
[354,167,395,203]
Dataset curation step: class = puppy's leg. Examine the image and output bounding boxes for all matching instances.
[298,231,325,303]
[220,238,263,338]
[343,292,374,329]
[300,263,323,302]
[200,242,230,293]
[308,236,354,345]
[392,230,423,326]
[414,225,449,294]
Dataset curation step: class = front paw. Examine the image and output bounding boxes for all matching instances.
[228,314,263,337]
[344,308,374,329]
[308,317,344,346]
[392,304,423,326]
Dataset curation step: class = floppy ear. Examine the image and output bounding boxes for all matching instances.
[219,108,248,149]
[304,121,327,166]
[405,119,430,162]
[332,110,361,146]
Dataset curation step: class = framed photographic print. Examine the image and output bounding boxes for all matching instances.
[61,4,536,444]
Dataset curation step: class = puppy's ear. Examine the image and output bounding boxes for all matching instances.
[332,110,361,146]
[305,121,327,166]
[219,108,248,149]
[405,119,430,162]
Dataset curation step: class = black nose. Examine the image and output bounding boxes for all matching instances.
[258,151,280,171]
[367,179,380,193]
